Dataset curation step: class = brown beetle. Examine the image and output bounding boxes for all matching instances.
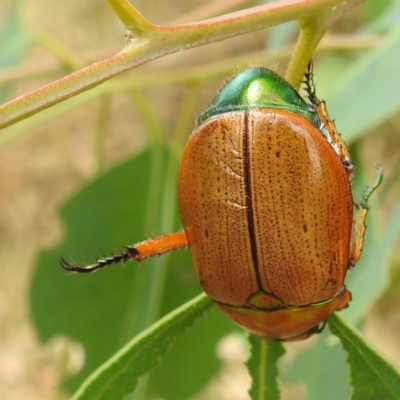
[61,62,382,341]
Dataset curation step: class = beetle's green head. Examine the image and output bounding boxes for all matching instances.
[197,67,319,127]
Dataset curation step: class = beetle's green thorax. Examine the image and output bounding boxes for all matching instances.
[198,67,319,126]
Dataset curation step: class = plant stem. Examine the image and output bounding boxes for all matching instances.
[285,18,327,89]
[107,0,152,33]
[0,0,364,129]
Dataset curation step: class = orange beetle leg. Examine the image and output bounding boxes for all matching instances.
[303,61,353,175]
[60,232,188,273]
[349,166,383,267]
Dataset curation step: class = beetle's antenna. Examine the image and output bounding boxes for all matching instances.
[60,246,140,273]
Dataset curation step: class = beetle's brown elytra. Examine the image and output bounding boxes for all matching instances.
[178,109,353,306]
[61,62,382,341]
[178,107,353,340]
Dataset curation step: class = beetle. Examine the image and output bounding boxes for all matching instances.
[61,62,382,341]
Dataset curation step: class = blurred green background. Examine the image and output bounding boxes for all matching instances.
[0,0,400,399]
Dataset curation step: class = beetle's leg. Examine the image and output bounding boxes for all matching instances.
[303,61,354,175]
[60,232,188,273]
[349,166,383,268]
[303,60,319,106]
[315,101,354,175]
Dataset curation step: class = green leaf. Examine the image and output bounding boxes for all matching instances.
[328,314,400,400]
[0,5,31,68]
[283,200,400,399]
[283,199,400,399]
[363,0,393,23]
[326,24,400,142]
[147,251,237,400]
[30,148,167,391]
[71,293,213,400]
[284,331,351,400]
[283,168,400,400]
[0,5,31,103]
[341,200,400,323]
[30,146,236,397]
[246,335,285,400]
[367,0,400,32]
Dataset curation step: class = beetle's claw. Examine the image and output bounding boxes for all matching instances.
[60,257,103,273]
[316,320,327,334]
[60,246,139,273]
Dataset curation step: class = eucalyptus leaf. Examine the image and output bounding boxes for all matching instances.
[284,332,351,400]
[326,24,400,142]
[30,149,167,391]
[328,314,400,400]
[71,293,213,400]
[147,248,237,400]
[246,335,285,400]
[30,145,237,398]
[0,5,31,68]
[0,5,31,103]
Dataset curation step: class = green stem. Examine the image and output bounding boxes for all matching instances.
[107,0,152,33]
[285,18,327,89]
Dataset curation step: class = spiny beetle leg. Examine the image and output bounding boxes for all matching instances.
[349,165,383,268]
[60,232,188,273]
[303,61,354,174]
[303,60,319,106]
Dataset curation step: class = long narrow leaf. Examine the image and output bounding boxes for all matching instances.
[246,335,285,400]
[327,24,400,142]
[72,293,213,400]
[328,314,400,400]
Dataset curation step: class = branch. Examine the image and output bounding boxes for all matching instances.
[0,0,364,129]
